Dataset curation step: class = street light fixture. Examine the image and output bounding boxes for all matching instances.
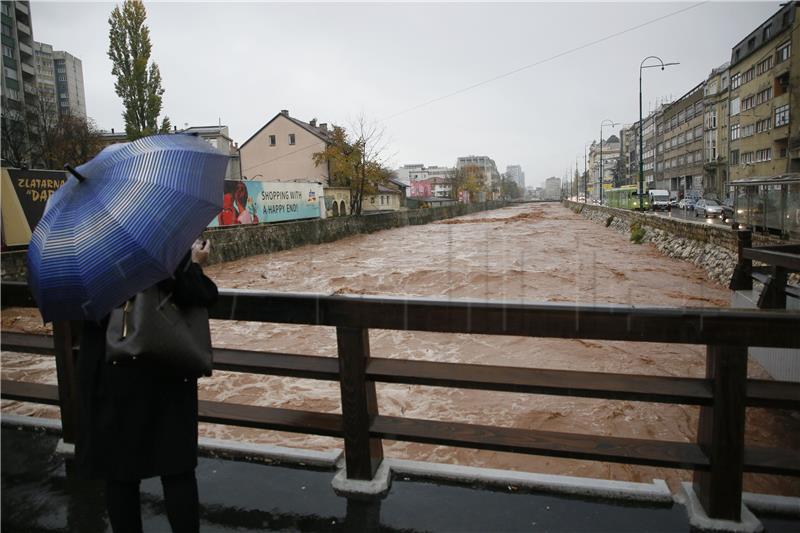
[599,119,618,206]
[639,56,679,210]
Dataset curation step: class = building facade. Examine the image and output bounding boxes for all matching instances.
[658,83,706,198]
[728,3,799,182]
[702,62,731,200]
[52,49,85,118]
[239,110,331,183]
[2,1,37,163]
[587,135,620,201]
[505,164,525,189]
[544,176,561,200]
[456,155,500,191]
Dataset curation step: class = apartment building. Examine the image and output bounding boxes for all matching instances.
[239,110,332,183]
[544,176,561,200]
[728,2,799,181]
[658,83,706,198]
[2,1,37,161]
[32,41,54,106]
[702,62,731,199]
[587,135,620,200]
[505,165,525,189]
[456,155,500,191]
[52,50,85,118]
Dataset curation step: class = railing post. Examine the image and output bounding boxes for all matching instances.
[757,266,788,309]
[728,230,752,291]
[52,321,79,445]
[336,326,383,480]
[693,345,748,521]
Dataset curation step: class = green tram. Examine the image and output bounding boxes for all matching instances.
[604,185,648,210]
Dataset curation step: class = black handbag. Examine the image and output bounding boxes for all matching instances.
[106,284,213,377]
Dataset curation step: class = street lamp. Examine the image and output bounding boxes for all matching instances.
[599,119,618,206]
[584,142,592,203]
[639,56,679,210]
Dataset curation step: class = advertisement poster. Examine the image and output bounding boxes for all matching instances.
[1,168,68,248]
[209,180,322,227]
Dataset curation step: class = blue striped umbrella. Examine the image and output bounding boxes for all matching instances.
[27,134,227,322]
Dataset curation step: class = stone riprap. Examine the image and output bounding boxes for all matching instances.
[563,200,790,286]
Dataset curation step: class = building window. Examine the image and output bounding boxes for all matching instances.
[755,148,771,162]
[756,55,773,75]
[742,124,756,138]
[2,44,12,58]
[763,24,772,41]
[730,97,740,116]
[370,196,375,204]
[755,87,772,105]
[742,67,755,84]
[693,124,703,139]
[269,134,276,146]
[1,23,11,37]
[731,73,741,89]
[695,101,704,115]
[775,104,789,127]
[705,110,717,129]
[741,152,754,164]
[678,110,685,123]
[742,95,755,111]
[756,117,771,133]
[706,135,717,162]
[288,133,295,145]
[730,123,740,140]
[730,150,739,165]
[777,41,791,63]
[747,37,755,51]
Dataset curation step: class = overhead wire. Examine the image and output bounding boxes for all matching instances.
[240,1,708,176]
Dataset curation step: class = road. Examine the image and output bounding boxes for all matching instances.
[652,206,732,226]
[2,203,797,495]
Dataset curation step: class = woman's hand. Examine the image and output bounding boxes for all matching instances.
[191,239,211,266]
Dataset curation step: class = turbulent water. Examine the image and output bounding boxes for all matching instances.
[3,203,798,495]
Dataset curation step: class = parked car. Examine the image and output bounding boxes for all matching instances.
[694,199,724,218]
[678,198,696,210]
[721,198,734,220]
[669,198,679,208]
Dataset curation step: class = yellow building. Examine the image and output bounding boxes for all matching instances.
[728,3,799,182]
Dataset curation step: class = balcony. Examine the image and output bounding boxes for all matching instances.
[20,61,34,78]
[16,21,30,36]
[18,41,32,58]
[15,2,29,16]
[22,82,35,95]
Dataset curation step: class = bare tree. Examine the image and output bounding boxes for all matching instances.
[1,96,31,168]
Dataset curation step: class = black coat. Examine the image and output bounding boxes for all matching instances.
[75,259,218,481]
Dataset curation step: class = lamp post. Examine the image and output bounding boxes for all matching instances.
[584,142,591,203]
[639,56,679,210]
[599,119,618,206]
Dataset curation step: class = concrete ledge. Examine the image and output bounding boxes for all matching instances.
[679,482,763,533]
[198,436,342,469]
[55,438,75,457]
[331,460,391,500]
[743,492,800,517]
[0,413,62,434]
[386,458,673,504]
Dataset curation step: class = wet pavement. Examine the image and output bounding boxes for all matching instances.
[3,203,799,497]
[6,427,800,533]
[652,207,731,226]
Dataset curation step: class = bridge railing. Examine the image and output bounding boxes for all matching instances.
[2,280,799,522]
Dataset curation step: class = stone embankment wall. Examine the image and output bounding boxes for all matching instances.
[203,201,508,264]
[0,202,510,280]
[563,200,788,286]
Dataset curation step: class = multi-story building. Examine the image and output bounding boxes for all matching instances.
[239,109,332,183]
[2,1,37,164]
[52,49,85,118]
[181,125,241,180]
[728,2,799,181]
[587,135,620,200]
[659,82,706,198]
[32,41,55,107]
[505,165,525,189]
[544,176,561,200]
[456,155,500,191]
[702,62,731,200]
[395,164,426,188]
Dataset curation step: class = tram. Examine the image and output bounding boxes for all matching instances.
[604,185,649,210]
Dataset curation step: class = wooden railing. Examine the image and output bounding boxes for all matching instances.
[729,229,800,308]
[2,280,800,522]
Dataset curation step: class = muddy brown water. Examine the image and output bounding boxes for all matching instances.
[3,203,798,495]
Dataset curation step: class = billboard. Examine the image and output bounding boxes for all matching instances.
[1,168,68,248]
[209,180,322,227]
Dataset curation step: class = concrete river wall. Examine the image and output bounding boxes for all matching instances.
[203,201,509,265]
[563,200,791,286]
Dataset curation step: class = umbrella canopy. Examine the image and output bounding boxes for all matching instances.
[27,134,227,322]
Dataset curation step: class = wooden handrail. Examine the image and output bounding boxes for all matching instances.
[2,280,799,523]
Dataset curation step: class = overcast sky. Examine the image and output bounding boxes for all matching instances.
[31,1,781,188]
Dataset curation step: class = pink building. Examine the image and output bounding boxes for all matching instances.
[410,178,433,198]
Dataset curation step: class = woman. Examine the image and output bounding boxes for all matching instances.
[76,239,216,533]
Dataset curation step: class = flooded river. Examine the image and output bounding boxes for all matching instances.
[3,203,798,495]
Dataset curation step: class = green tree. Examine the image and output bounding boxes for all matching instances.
[313,116,391,215]
[451,165,486,203]
[107,0,170,140]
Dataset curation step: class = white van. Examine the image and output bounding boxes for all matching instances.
[648,189,671,211]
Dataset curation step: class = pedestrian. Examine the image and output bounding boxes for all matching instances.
[75,238,217,533]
